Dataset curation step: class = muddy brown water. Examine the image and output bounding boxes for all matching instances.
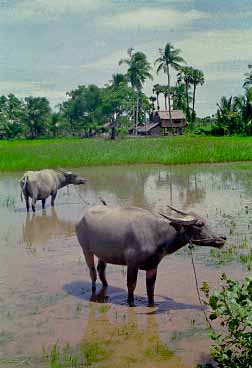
[1,164,252,367]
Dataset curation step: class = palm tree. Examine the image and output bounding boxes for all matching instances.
[173,83,186,112]
[233,88,252,135]
[216,96,239,135]
[243,65,252,88]
[152,84,161,109]
[162,86,168,110]
[119,49,152,135]
[154,43,186,124]
[110,73,126,88]
[178,66,194,120]
[191,68,205,121]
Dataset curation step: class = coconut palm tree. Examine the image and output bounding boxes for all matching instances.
[119,49,152,135]
[152,84,161,109]
[243,65,252,88]
[216,96,240,135]
[110,73,126,88]
[191,68,205,121]
[154,43,186,123]
[178,66,194,120]
[173,82,186,112]
[233,88,252,135]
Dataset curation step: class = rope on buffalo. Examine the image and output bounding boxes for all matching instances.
[74,186,107,207]
[74,186,90,205]
[188,242,213,329]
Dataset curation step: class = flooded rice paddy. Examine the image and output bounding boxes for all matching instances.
[1,163,252,367]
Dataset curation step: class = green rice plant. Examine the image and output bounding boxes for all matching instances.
[1,196,16,208]
[144,341,173,361]
[3,136,252,171]
[44,341,107,368]
[98,304,110,314]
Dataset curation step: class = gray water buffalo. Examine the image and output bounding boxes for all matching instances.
[20,169,86,212]
[76,205,226,307]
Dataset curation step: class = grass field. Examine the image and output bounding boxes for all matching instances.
[1,136,252,171]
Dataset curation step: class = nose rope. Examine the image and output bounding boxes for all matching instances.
[74,186,90,205]
[188,241,213,329]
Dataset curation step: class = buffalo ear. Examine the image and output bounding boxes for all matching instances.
[64,171,73,178]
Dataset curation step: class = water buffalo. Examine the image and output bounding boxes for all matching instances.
[76,205,226,307]
[20,169,86,212]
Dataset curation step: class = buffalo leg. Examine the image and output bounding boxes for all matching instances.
[82,249,97,291]
[97,259,108,287]
[127,266,138,307]
[42,198,46,209]
[146,268,157,307]
[31,197,37,212]
[51,191,57,207]
[25,196,30,212]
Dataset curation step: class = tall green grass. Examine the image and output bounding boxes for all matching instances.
[1,136,252,171]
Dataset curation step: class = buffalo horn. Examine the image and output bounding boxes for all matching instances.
[159,212,197,225]
[167,205,188,216]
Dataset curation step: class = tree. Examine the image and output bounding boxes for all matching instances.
[172,83,188,113]
[152,84,161,109]
[24,97,51,138]
[215,96,240,135]
[0,94,25,138]
[243,64,252,88]
[119,49,152,135]
[233,87,252,135]
[178,66,194,121]
[109,73,127,88]
[155,43,186,124]
[191,68,205,122]
[61,85,103,135]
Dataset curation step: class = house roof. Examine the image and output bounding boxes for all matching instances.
[137,122,160,133]
[103,121,113,129]
[154,110,186,120]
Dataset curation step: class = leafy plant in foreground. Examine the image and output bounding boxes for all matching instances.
[202,273,252,368]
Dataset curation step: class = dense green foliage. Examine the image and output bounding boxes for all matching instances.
[1,44,252,139]
[196,65,252,136]
[202,274,252,368]
[0,43,207,140]
[2,136,252,171]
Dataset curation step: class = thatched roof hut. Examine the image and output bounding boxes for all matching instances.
[151,110,187,128]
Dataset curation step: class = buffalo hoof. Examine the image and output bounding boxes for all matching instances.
[128,302,136,307]
[128,299,136,307]
[147,299,155,307]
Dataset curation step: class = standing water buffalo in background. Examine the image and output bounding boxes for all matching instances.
[76,205,226,307]
[20,169,86,212]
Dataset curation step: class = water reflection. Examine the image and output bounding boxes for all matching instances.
[77,166,208,212]
[2,164,252,367]
[22,207,75,246]
[81,300,184,368]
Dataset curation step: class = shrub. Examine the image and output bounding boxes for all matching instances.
[202,274,252,368]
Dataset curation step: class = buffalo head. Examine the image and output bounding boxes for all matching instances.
[160,205,226,249]
[63,171,86,185]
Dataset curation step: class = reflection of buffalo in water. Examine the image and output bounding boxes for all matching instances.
[22,207,75,246]
[79,294,184,368]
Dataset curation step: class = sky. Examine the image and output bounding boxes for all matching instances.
[0,0,252,116]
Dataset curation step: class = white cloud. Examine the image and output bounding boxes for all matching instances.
[80,49,127,71]
[0,0,101,23]
[101,8,208,30]
[177,28,252,67]
[0,81,66,101]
